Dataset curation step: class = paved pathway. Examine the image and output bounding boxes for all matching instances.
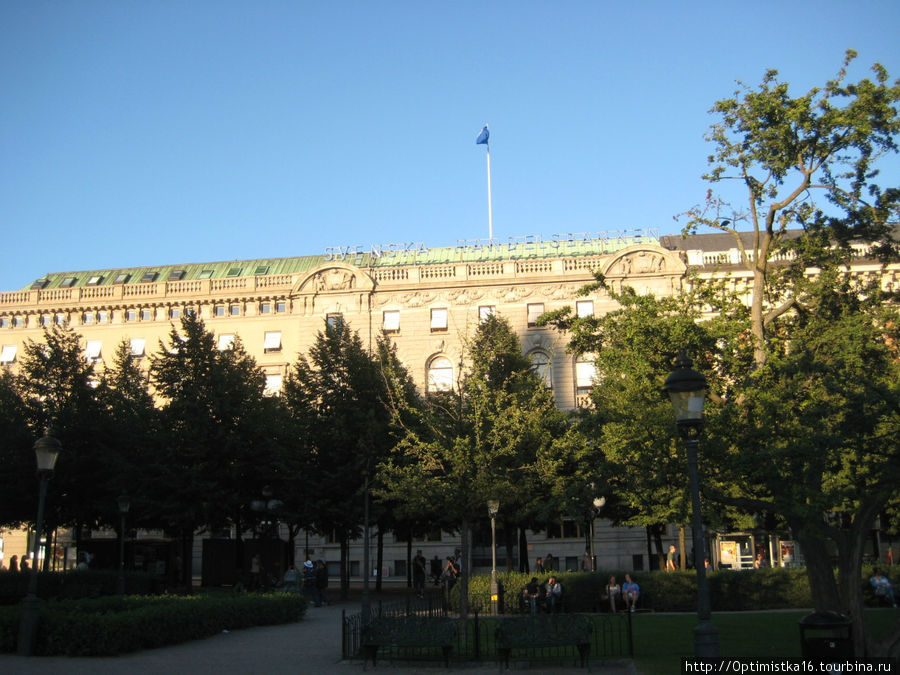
[0,590,637,674]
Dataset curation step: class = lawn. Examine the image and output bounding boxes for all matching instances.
[630,609,897,675]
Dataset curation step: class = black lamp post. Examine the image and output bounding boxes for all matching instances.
[487,499,499,614]
[117,494,131,596]
[664,354,720,660]
[17,433,62,656]
[588,495,606,572]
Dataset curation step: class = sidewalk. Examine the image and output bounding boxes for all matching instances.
[0,588,637,674]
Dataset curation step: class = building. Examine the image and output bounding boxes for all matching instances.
[1,229,896,578]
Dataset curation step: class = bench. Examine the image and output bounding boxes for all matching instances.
[495,614,593,670]
[361,616,458,669]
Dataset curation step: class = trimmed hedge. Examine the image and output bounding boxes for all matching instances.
[0,592,306,656]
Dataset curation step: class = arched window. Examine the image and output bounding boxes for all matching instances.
[427,356,454,392]
[529,351,552,389]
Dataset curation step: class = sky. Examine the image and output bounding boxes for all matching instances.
[1,1,898,291]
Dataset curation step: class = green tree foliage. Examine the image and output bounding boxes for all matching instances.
[0,369,36,527]
[150,313,271,587]
[282,320,395,599]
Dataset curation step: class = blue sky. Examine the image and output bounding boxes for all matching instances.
[1,1,898,290]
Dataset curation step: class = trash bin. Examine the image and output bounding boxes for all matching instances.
[798,611,853,661]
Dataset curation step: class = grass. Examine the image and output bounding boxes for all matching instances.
[631,609,898,675]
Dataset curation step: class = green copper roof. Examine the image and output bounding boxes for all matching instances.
[22,233,659,291]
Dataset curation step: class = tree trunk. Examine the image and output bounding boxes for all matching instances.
[504,523,515,572]
[406,537,412,588]
[459,519,470,622]
[181,529,194,593]
[795,534,840,611]
[518,528,530,573]
[679,526,687,570]
[651,524,665,571]
[339,537,349,600]
[375,529,384,592]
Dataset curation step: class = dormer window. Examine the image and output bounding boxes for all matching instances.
[140,272,158,283]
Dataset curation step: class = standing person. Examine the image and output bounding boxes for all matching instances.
[544,575,563,613]
[666,545,677,572]
[534,557,545,574]
[870,569,898,607]
[315,560,330,606]
[523,577,541,615]
[442,555,459,590]
[622,573,640,612]
[544,553,555,572]
[9,555,18,572]
[302,560,319,606]
[412,550,427,598]
[581,549,593,572]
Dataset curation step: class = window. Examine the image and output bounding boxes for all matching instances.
[140,309,153,321]
[264,374,282,396]
[40,315,51,326]
[427,356,454,392]
[169,307,181,319]
[31,279,49,290]
[0,345,17,364]
[167,270,185,282]
[576,300,594,318]
[214,305,226,317]
[226,267,242,277]
[140,272,157,283]
[126,309,137,322]
[83,312,95,324]
[55,313,67,325]
[382,310,400,334]
[198,270,214,280]
[0,318,9,328]
[530,351,552,388]
[184,307,196,317]
[114,273,130,284]
[527,303,545,327]
[130,338,146,357]
[575,354,597,394]
[478,306,496,321]
[275,301,287,313]
[86,275,103,286]
[218,334,235,351]
[85,340,102,363]
[229,304,240,316]
[264,331,282,353]
[98,310,109,323]
[12,316,24,327]
[430,308,448,332]
[254,265,270,275]
[326,313,344,330]
[60,277,77,288]
[260,302,271,314]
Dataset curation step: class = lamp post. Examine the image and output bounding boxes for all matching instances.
[361,468,371,620]
[487,499,500,614]
[588,495,606,571]
[664,354,720,660]
[117,494,131,596]
[17,433,62,656]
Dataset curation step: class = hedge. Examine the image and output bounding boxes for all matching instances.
[0,592,306,656]
[0,570,164,605]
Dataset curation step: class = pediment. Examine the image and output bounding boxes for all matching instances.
[602,245,685,277]
[292,263,375,295]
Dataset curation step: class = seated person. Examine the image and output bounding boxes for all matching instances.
[870,569,898,607]
[522,577,542,615]
[602,575,621,612]
[544,575,563,613]
[622,573,640,612]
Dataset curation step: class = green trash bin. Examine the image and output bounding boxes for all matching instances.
[798,611,853,662]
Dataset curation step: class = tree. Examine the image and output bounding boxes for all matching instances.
[0,369,36,528]
[150,313,270,588]
[282,320,395,600]
[378,313,580,618]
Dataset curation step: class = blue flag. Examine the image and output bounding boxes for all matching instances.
[476,125,489,145]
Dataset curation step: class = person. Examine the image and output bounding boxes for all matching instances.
[870,568,898,607]
[544,553,555,572]
[20,557,30,572]
[430,555,442,586]
[534,557,545,574]
[9,555,18,572]
[76,552,90,571]
[580,549,593,572]
[666,545,676,572]
[315,560,330,606]
[622,573,640,612]
[523,576,542,615]
[249,552,262,590]
[442,555,459,590]
[412,550,426,598]
[544,575,563,613]
[602,575,621,613]
[302,559,318,605]
[753,552,768,569]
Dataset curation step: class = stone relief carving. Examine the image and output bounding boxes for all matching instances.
[447,289,485,305]
[540,284,574,300]
[398,291,437,307]
[312,268,357,292]
[496,286,532,302]
[609,251,667,276]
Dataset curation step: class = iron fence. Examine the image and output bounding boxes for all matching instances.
[341,588,633,665]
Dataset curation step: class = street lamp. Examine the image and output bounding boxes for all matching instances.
[117,494,131,596]
[17,432,62,656]
[588,495,606,572]
[664,354,720,660]
[487,499,499,614]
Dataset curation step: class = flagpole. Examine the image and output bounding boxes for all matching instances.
[486,144,493,241]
